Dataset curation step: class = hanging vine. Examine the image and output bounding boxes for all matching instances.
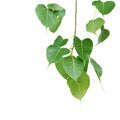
[35,0,115,100]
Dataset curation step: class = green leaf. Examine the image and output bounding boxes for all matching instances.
[46,45,70,64]
[90,58,103,80]
[49,16,62,32]
[92,1,115,15]
[98,28,110,44]
[35,4,65,32]
[47,3,64,11]
[35,4,56,28]
[86,18,105,34]
[55,58,70,80]
[67,72,90,100]
[53,36,68,47]
[74,36,93,61]
[63,56,84,80]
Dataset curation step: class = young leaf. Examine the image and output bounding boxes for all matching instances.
[92,1,115,15]
[86,18,105,34]
[63,56,84,80]
[53,36,68,47]
[67,72,90,100]
[98,28,110,44]
[74,36,93,61]
[46,45,70,64]
[90,58,103,80]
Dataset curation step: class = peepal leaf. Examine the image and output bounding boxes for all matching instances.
[67,72,90,100]
[46,45,70,64]
[86,18,105,34]
[53,36,68,47]
[92,1,115,15]
[47,3,64,11]
[98,28,110,44]
[74,36,93,61]
[35,4,56,28]
[35,4,65,32]
[90,58,102,80]
[63,56,84,80]
[55,58,69,80]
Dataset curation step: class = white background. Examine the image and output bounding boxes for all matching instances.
[0,0,120,120]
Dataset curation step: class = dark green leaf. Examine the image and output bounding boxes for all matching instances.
[67,72,90,100]
[74,36,93,61]
[46,45,70,64]
[92,1,115,15]
[90,58,102,80]
[86,18,105,34]
[63,56,84,80]
[53,36,68,47]
[98,28,110,44]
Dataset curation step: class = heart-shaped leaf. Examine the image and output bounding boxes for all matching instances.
[35,4,65,32]
[74,36,93,61]
[86,18,105,34]
[98,28,110,44]
[55,58,70,80]
[67,72,90,100]
[63,56,84,80]
[92,1,115,15]
[47,3,64,11]
[53,36,68,47]
[90,58,102,80]
[46,45,70,64]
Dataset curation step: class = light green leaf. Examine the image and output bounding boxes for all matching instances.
[63,56,84,80]
[46,45,70,64]
[67,72,90,100]
[55,58,70,80]
[74,36,93,61]
[49,16,62,32]
[53,36,68,47]
[98,28,110,44]
[90,58,102,80]
[47,3,64,11]
[92,1,115,15]
[86,18,105,34]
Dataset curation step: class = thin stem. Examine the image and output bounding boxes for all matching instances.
[74,0,78,36]
[70,0,78,55]
[93,8,97,19]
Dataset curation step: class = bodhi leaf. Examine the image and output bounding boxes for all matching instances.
[55,58,69,80]
[92,1,115,15]
[74,36,93,61]
[46,45,70,65]
[63,56,84,80]
[47,3,64,11]
[86,18,105,34]
[67,72,90,100]
[35,4,65,32]
[90,58,102,80]
[53,35,68,47]
[35,4,56,27]
[98,28,110,44]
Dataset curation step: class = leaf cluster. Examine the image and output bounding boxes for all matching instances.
[35,1,115,100]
